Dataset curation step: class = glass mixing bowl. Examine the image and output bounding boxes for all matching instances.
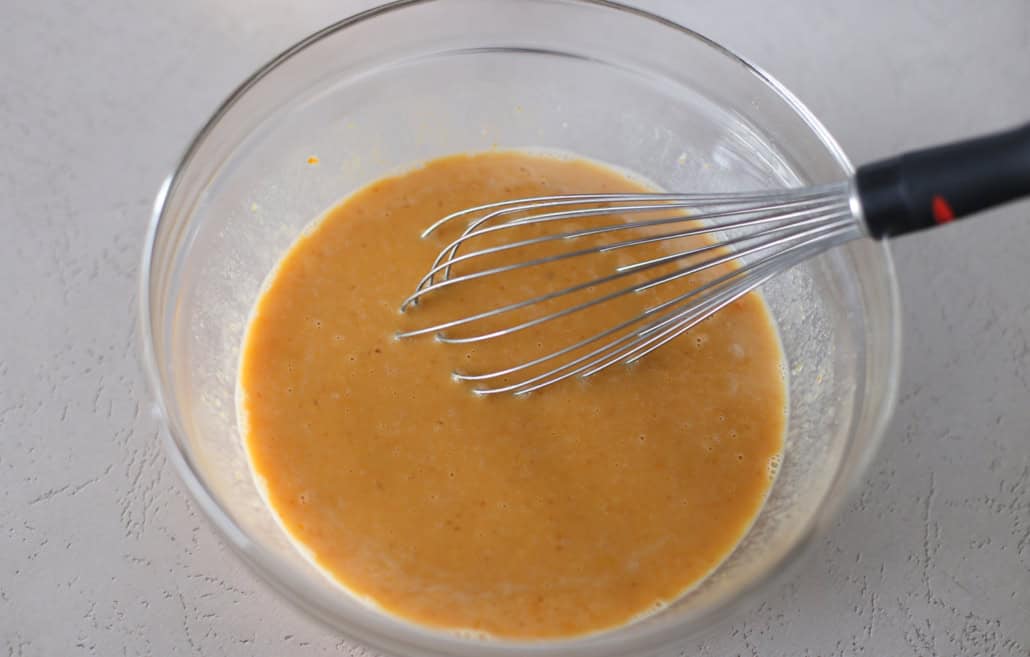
[140,1,900,655]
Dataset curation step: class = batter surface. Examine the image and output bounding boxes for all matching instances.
[239,151,785,638]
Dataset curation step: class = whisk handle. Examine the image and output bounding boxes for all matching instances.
[856,122,1030,238]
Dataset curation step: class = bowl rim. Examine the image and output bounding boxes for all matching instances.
[139,0,902,654]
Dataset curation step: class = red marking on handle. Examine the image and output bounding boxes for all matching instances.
[932,195,955,224]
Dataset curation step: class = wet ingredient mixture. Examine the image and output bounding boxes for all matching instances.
[239,151,785,638]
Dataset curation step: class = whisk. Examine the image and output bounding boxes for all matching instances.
[398,122,1030,395]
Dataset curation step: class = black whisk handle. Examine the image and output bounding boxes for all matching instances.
[855,121,1030,239]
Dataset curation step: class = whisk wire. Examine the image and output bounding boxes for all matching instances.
[458,244,787,388]
[399,183,861,394]
[426,191,846,289]
[468,221,859,395]
[397,209,853,343]
[422,185,844,237]
[403,196,849,309]
[403,202,842,310]
[596,225,860,375]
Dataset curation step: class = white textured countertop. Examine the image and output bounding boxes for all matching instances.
[3,1,1029,655]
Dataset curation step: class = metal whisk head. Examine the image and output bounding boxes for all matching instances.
[397,182,864,395]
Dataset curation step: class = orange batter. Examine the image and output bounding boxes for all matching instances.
[239,151,785,638]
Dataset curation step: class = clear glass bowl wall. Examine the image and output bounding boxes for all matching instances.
[141,1,900,656]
